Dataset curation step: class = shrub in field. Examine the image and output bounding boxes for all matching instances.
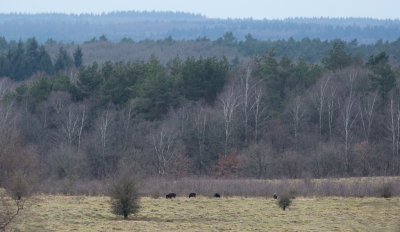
[0,163,36,230]
[109,173,141,219]
[277,196,292,210]
[0,192,21,231]
[8,174,29,201]
[0,181,30,231]
[379,182,392,198]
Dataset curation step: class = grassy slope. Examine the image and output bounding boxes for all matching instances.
[8,195,400,231]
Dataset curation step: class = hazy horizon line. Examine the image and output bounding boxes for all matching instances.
[0,11,399,21]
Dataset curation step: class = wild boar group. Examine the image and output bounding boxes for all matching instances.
[166,192,279,199]
[165,192,222,199]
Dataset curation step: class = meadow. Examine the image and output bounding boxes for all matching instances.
[6,195,400,231]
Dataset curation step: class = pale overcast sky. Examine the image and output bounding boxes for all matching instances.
[0,0,399,20]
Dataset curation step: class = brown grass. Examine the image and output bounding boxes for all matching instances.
[6,195,400,231]
[38,176,400,198]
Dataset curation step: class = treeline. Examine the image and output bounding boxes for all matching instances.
[0,11,206,23]
[1,34,400,76]
[1,39,400,188]
[1,12,400,44]
[0,37,83,81]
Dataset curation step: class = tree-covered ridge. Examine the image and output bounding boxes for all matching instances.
[1,35,400,183]
[1,35,399,77]
[0,12,399,44]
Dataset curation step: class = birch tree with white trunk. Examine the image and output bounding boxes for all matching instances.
[310,75,331,135]
[218,80,242,156]
[340,71,359,174]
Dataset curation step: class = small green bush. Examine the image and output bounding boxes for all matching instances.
[109,173,141,219]
[278,196,292,211]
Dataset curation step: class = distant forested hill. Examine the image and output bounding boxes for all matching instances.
[0,11,399,44]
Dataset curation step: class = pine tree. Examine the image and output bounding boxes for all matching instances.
[73,46,83,68]
[54,47,73,72]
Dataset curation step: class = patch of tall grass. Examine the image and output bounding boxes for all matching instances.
[36,176,400,198]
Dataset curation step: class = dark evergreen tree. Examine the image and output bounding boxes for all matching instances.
[73,46,83,68]
[213,31,237,47]
[133,54,176,120]
[322,40,352,71]
[54,47,73,73]
[0,36,7,51]
[77,62,101,98]
[181,56,229,105]
[0,54,10,78]
[52,71,73,92]
[99,35,108,41]
[38,46,53,75]
[25,37,40,75]
[256,50,282,111]
[366,51,395,101]
[9,40,26,81]
[30,75,53,103]
[98,61,130,106]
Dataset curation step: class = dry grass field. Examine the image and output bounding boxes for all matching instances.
[6,195,400,231]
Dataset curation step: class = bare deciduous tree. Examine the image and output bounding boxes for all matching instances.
[250,82,269,142]
[148,121,180,177]
[288,96,305,150]
[0,100,15,126]
[192,103,211,175]
[48,91,71,115]
[0,122,39,188]
[77,103,87,151]
[218,80,242,156]
[340,71,359,174]
[327,84,338,137]
[236,64,269,144]
[97,106,115,158]
[359,91,378,143]
[310,74,331,135]
[385,92,400,175]
[237,66,253,144]
[59,107,80,146]
[241,142,273,179]
[121,102,135,151]
[54,101,88,149]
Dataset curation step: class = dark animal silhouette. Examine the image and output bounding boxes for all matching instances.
[214,193,221,198]
[189,193,196,198]
[166,193,176,199]
[273,193,278,199]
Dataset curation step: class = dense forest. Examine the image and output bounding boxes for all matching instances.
[0,11,400,192]
[1,11,400,44]
[0,12,400,193]
[1,32,400,68]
